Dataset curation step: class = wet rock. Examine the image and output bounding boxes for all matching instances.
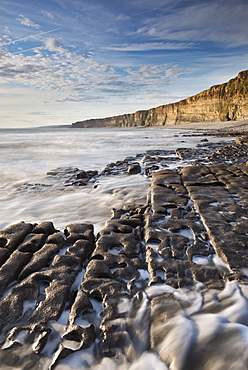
[127,163,141,174]
[68,290,93,326]
[94,217,142,256]
[81,279,126,302]
[18,233,47,253]
[46,166,79,177]
[66,239,95,262]
[64,324,96,346]
[0,250,32,298]
[32,221,57,235]
[18,243,61,280]
[50,254,82,271]
[0,277,39,333]
[0,237,7,247]
[46,232,66,247]
[0,154,248,368]
[29,273,75,324]
[84,259,114,280]
[191,264,224,289]
[51,323,96,368]
[0,221,34,253]
[32,324,52,353]
[65,223,95,245]
[0,247,10,266]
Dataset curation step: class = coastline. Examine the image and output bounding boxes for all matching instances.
[0,127,247,369]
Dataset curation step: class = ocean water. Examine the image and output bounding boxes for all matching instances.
[0,126,248,369]
[0,125,229,232]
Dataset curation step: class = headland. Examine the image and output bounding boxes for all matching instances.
[72,70,248,128]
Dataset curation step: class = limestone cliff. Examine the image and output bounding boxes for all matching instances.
[72,70,248,128]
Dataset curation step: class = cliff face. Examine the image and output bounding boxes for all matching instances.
[72,70,248,128]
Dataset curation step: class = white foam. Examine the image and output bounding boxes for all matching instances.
[209,202,221,207]
[192,255,210,265]
[177,227,194,241]
[0,127,230,231]
[118,297,131,314]
[71,268,86,291]
[138,269,150,281]
[108,246,123,255]
[146,284,175,298]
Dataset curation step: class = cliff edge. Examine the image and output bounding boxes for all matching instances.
[72,70,248,128]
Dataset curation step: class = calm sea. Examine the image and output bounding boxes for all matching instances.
[0,125,224,232]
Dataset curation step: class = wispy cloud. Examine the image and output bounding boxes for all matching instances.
[105,42,194,51]
[17,15,40,29]
[132,1,248,47]
[41,10,54,20]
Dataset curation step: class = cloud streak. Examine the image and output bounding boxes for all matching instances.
[2,28,61,46]
[105,42,195,51]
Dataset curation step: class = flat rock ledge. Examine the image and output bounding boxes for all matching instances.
[0,163,248,369]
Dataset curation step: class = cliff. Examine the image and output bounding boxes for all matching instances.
[72,70,248,128]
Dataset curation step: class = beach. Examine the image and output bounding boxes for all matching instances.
[166,118,248,132]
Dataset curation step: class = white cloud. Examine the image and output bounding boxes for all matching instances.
[17,15,40,29]
[0,41,188,108]
[44,38,67,53]
[41,10,54,20]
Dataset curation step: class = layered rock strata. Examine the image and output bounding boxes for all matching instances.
[72,70,248,128]
[0,161,247,368]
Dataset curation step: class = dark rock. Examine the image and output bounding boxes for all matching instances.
[68,290,93,326]
[75,170,87,179]
[46,232,66,247]
[18,233,47,253]
[29,274,75,324]
[0,277,39,333]
[18,243,61,280]
[0,247,10,266]
[0,221,34,253]
[32,221,57,235]
[65,223,95,245]
[50,254,82,271]
[0,250,32,298]
[66,239,94,262]
[64,324,96,347]
[0,237,7,247]
[127,163,141,174]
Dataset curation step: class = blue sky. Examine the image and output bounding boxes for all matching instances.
[1,0,248,127]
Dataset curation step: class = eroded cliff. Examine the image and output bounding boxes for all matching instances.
[72,70,248,128]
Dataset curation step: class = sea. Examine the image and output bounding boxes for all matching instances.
[0,125,230,233]
[0,125,248,370]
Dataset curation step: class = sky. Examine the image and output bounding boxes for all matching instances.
[1,0,248,128]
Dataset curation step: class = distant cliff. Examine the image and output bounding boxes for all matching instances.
[72,70,248,128]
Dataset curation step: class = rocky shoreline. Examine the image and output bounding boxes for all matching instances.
[0,131,248,369]
[72,71,248,128]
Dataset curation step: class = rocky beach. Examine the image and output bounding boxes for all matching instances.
[0,123,247,369]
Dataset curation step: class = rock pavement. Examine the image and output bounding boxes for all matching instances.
[0,134,247,368]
